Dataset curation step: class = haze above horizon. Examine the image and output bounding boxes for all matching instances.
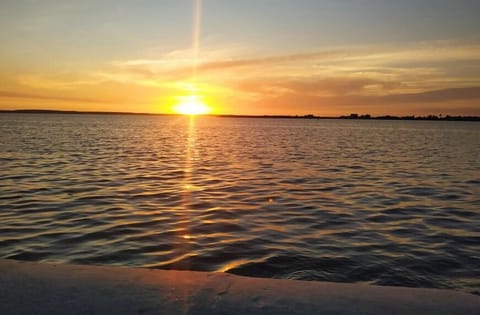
[1,0,480,116]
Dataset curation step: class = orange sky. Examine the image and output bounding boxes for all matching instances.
[1,1,480,116]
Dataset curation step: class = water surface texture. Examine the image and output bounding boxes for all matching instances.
[1,114,479,294]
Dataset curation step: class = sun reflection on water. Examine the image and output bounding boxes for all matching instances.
[177,116,199,248]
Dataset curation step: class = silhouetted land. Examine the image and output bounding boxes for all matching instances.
[337,113,480,121]
[1,109,479,121]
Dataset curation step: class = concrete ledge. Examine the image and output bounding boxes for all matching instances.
[0,259,478,314]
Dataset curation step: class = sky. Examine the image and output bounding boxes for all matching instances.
[1,0,480,116]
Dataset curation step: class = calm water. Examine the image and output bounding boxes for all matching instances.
[1,113,479,294]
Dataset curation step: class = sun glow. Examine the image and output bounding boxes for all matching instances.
[173,95,211,115]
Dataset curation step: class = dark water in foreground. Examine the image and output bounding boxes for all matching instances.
[1,114,479,294]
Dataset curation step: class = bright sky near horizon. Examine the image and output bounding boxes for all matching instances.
[1,0,480,115]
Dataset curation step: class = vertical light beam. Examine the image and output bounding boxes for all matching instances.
[192,0,202,83]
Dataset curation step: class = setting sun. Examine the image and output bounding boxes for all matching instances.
[173,95,211,115]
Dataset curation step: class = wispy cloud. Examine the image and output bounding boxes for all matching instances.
[249,85,480,116]
[0,90,117,104]
[235,77,404,98]
[3,40,480,115]
[293,86,480,110]
[100,42,480,91]
[17,74,105,91]
[363,86,480,104]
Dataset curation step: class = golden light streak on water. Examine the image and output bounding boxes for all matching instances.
[178,116,198,245]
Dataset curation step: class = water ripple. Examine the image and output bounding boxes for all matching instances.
[0,114,479,295]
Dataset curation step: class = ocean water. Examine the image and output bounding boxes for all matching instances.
[1,113,479,294]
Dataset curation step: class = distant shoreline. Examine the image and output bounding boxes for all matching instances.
[1,109,479,121]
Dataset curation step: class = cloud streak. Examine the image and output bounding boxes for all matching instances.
[16,74,105,91]
[271,85,480,108]
[2,40,480,115]
[0,90,118,104]
[107,42,480,79]
[372,86,480,104]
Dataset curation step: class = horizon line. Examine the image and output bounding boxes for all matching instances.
[1,109,479,121]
